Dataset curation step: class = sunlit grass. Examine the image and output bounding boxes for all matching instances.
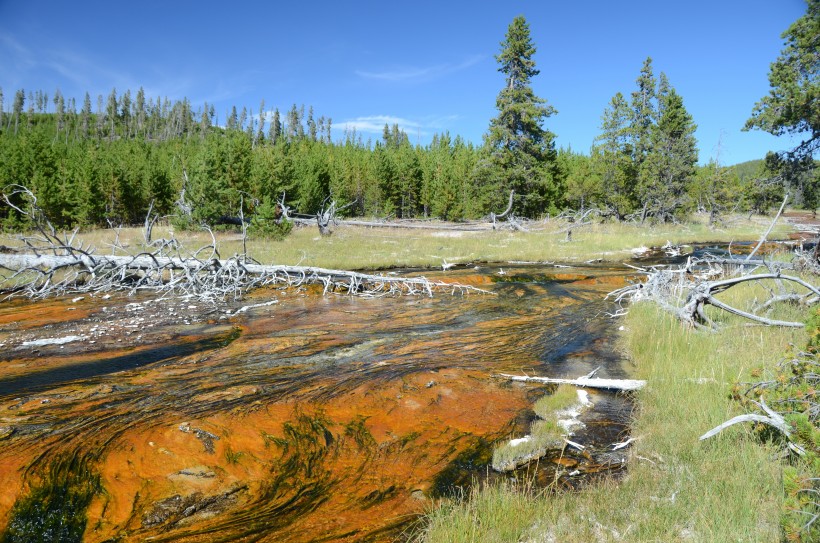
[417,284,809,542]
[532,384,579,420]
[0,212,792,271]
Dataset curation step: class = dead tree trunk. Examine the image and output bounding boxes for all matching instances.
[0,185,490,303]
[610,266,820,330]
[0,252,491,301]
[489,190,515,230]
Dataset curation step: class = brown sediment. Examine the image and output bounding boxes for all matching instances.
[0,264,633,542]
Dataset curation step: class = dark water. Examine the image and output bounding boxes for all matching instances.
[0,264,635,542]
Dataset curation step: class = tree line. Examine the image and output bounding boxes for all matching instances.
[0,14,815,232]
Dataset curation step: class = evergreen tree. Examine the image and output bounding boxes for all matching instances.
[53,89,65,140]
[200,101,211,136]
[561,150,600,213]
[105,88,118,139]
[80,93,92,138]
[630,57,657,215]
[227,106,238,131]
[478,15,560,217]
[307,106,317,141]
[297,105,306,139]
[119,90,131,137]
[256,99,265,146]
[592,91,636,218]
[239,106,248,132]
[134,87,146,137]
[12,89,24,135]
[245,108,254,140]
[269,108,282,143]
[690,157,737,225]
[287,104,300,140]
[745,0,819,159]
[641,77,698,222]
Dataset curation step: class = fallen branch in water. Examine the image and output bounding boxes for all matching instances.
[496,373,646,391]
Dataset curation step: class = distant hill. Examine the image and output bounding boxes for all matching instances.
[729,159,765,180]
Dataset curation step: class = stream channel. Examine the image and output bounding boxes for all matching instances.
[0,262,639,542]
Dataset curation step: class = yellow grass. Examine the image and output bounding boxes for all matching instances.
[0,212,792,271]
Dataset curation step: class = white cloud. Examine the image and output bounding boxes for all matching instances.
[355,55,484,83]
[337,115,420,135]
[335,114,461,141]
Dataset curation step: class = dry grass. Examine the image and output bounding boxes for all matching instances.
[0,212,792,271]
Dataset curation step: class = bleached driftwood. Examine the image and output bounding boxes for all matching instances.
[745,191,788,263]
[0,253,490,301]
[497,373,646,391]
[699,398,804,455]
[0,185,491,302]
[609,262,820,330]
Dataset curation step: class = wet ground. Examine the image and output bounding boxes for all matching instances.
[0,264,637,542]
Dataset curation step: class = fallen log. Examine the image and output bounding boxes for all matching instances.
[496,373,646,391]
[0,252,491,301]
[0,185,492,302]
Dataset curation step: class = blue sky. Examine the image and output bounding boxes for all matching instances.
[0,0,809,165]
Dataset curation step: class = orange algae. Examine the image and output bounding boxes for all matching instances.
[0,264,629,542]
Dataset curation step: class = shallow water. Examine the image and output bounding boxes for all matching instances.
[0,264,635,542]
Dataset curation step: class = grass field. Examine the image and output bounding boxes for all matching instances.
[0,212,793,271]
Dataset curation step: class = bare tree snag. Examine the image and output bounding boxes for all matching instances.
[314,198,354,236]
[143,200,159,245]
[489,190,515,230]
[745,191,788,263]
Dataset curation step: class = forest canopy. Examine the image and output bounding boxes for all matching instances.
[0,13,816,231]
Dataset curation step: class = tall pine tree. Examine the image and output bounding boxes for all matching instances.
[592,91,636,218]
[641,74,698,222]
[745,0,819,159]
[477,15,560,217]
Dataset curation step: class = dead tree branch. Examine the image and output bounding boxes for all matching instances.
[0,186,491,303]
[609,261,820,329]
[489,190,515,230]
[746,191,789,263]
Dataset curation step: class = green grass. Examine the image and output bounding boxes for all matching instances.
[533,384,580,420]
[492,386,581,472]
[417,284,809,542]
[0,212,791,271]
